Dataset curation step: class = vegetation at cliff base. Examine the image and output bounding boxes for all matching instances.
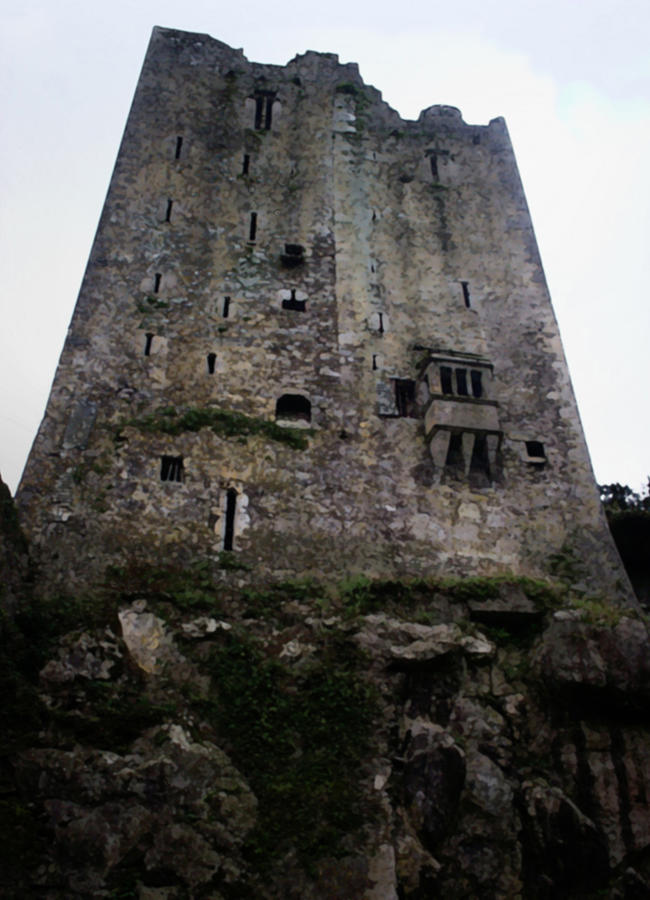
[201,632,377,867]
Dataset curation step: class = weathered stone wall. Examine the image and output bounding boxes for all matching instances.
[17,27,630,599]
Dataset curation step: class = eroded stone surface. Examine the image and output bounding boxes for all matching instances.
[7,577,650,898]
[15,27,631,604]
[4,25,646,900]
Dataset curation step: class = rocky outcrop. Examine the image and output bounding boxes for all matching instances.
[18,726,256,895]
[3,566,650,898]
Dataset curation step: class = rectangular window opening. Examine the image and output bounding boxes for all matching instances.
[395,379,416,417]
[440,366,453,395]
[280,243,305,268]
[254,93,275,131]
[372,354,378,371]
[265,96,274,131]
[222,296,230,318]
[378,312,385,334]
[165,199,173,223]
[223,488,237,551]
[461,281,471,308]
[526,440,545,457]
[456,369,469,396]
[470,370,483,399]
[249,212,257,242]
[160,455,183,482]
[153,273,162,294]
[525,440,546,466]
[175,136,183,160]
[254,95,264,130]
[144,333,154,356]
[207,352,217,374]
[242,154,250,175]
[429,153,439,180]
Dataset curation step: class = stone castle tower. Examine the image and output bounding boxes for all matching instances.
[17,27,629,596]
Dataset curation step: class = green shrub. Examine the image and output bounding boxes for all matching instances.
[105,559,221,612]
[200,633,377,867]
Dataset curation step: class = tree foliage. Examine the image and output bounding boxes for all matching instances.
[599,480,650,514]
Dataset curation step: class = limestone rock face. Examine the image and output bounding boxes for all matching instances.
[5,569,650,898]
[402,725,466,849]
[18,726,256,893]
[536,614,650,708]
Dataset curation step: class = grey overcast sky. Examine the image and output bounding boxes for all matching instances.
[1,0,649,495]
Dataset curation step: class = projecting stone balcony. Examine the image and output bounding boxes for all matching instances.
[424,396,502,480]
[424,396,501,437]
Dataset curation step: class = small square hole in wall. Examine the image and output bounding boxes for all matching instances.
[160,455,184,482]
[280,244,305,267]
[525,440,547,467]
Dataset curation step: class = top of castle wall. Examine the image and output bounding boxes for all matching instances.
[149,26,506,136]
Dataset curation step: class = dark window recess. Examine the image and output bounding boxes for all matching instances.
[175,136,183,159]
[207,352,216,374]
[372,354,378,371]
[280,243,305,268]
[160,455,183,482]
[282,288,306,311]
[223,488,237,551]
[254,95,264,130]
[526,441,546,460]
[461,281,471,308]
[473,133,481,145]
[275,394,311,422]
[378,312,385,334]
[165,199,173,223]
[445,432,464,470]
[153,273,162,294]
[222,296,230,318]
[249,212,257,242]
[429,153,439,180]
[470,370,483,398]
[242,154,250,175]
[456,369,469,396]
[144,333,154,356]
[395,379,416,417]
[469,434,491,481]
[440,366,454,395]
[254,92,275,130]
